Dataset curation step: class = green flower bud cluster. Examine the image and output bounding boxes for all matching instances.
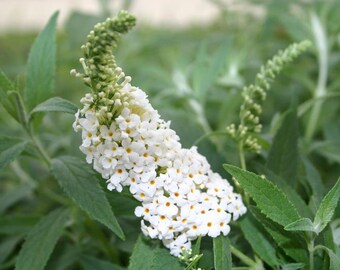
[71,10,136,126]
[178,247,202,269]
[227,40,311,153]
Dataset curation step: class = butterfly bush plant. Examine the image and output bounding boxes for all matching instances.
[0,5,339,270]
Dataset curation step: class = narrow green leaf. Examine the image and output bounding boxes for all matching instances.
[51,156,124,240]
[30,97,78,116]
[46,243,81,270]
[15,208,68,270]
[316,246,340,270]
[128,235,155,270]
[223,164,301,227]
[0,137,27,169]
[192,235,202,256]
[0,184,33,214]
[239,216,279,267]
[302,158,324,206]
[192,42,229,102]
[313,178,340,234]
[313,140,340,164]
[250,207,308,263]
[152,249,183,270]
[184,254,203,270]
[80,255,125,270]
[267,109,299,187]
[0,236,22,264]
[326,248,340,270]
[323,225,335,251]
[24,11,58,111]
[0,215,39,235]
[284,218,315,232]
[0,71,18,120]
[213,235,232,270]
[281,263,305,270]
[0,71,14,92]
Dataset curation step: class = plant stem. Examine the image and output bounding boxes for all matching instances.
[305,13,328,145]
[308,238,315,270]
[238,141,246,170]
[230,245,256,267]
[11,90,52,167]
[29,133,51,167]
[11,91,30,131]
[10,160,36,188]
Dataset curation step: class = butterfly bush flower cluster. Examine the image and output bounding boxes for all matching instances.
[72,11,246,256]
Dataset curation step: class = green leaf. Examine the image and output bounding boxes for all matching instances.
[267,109,299,187]
[185,254,203,270]
[255,164,313,219]
[213,235,232,270]
[0,137,28,170]
[46,243,81,270]
[192,235,202,256]
[223,164,301,227]
[239,216,279,267]
[0,71,18,120]
[0,184,33,214]
[15,208,68,270]
[24,11,58,111]
[281,263,305,270]
[250,207,308,263]
[323,225,336,251]
[0,236,22,265]
[0,215,39,235]
[128,235,182,270]
[326,248,340,270]
[313,178,340,234]
[30,97,78,116]
[198,249,214,269]
[302,158,324,206]
[105,191,139,217]
[80,255,125,270]
[128,236,155,270]
[192,42,229,102]
[51,156,124,240]
[284,218,315,232]
[152,249,183,270]
[316,246,340,270]
[312,140,340,164]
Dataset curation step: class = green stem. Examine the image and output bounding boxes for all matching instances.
[305,13,328,145]
[230,245,256,267]
[29,133,51,167]
[238,141,246,170]
[10,160,36,188]
[308,238,315,270]
[11,91,29,131]
[10,90,51,166]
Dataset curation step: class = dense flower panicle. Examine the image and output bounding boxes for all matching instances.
[73,10,246,257]
[73,82,246,256]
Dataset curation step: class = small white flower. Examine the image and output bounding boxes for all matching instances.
[166,234,191,257]
[156,196,179,218]
[79,111,99,131]
[100,123,120,141]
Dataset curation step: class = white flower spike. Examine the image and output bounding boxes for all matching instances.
[73,10,246,257]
